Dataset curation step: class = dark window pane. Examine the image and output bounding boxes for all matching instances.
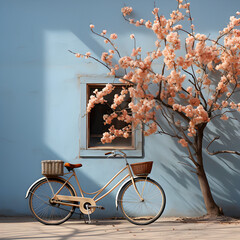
[88,85,133,149]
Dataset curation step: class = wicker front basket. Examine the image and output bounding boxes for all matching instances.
[131,161,153,176]
[41,160,64,176]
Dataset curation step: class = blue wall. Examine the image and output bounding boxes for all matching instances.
[1,0,240,218]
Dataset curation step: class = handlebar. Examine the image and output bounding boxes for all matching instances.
[105,152,112,155]
[105,150,127,162]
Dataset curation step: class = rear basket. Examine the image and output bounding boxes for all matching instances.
[130,161,153,176]
[41,160,64,176]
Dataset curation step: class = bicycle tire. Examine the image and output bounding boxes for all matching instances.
[29,178,76,225]
[118,177,166,225]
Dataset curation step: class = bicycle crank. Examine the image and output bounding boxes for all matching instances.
[79,198,96,214]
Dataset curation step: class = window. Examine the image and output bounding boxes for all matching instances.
[88,84,133,149]
[79,75,142,157]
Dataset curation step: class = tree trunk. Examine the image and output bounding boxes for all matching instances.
[197,164,223,216]
[195,126,223,216]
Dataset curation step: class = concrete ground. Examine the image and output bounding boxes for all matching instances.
[1,216,240,240]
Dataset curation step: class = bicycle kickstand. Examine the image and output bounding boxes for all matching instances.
[86,205,91,224]
[84,205,105,224]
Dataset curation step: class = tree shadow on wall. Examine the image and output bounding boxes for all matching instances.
[203,112,240,217]
[145,133,206,217]
[146,112,240,217]
[148,100,240,217]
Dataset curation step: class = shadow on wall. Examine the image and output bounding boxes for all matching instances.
[0,0,123,217]
[203,63,240,216]
[204,113,240,217]
[144,79,240,218]
[1,147,120,218]
[145,134,206,217]
[145,115,240,218]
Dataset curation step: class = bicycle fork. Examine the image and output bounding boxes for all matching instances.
[128,171,146,202]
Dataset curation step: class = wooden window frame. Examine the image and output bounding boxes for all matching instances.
[79,75,143,158]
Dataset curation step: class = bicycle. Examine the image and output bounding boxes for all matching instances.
[25,150,166,225]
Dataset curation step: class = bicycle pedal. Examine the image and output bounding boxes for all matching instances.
[89,205,105,210]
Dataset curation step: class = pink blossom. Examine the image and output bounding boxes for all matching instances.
[230,102,237,109]
[101,52,113,65]
[85,52,91,59]
[186,87,192,93]
[179,3,189,9]
[168,97,174,105]
[166,32,181,49]
[178,139,188,147]
[153,8,159,14]
[121,6,133,16]
[220,114,229,120]
[101,132,116,144]
[170,10,184,22]
[189,98,200,107]
[108,68,115,76]
[87,84,114,112]
[135,21,140,27]
[129,19,134,24]
[110,33,118,40]
[173,24,183,31]
[162,46,176,69]
[203,77,211,85]
[131,47,141,57]
[179,93,187,99]
[144,122,157,136]
[155,40,160,48]
[130,34,135,39]
[123,132,129,138]
[221,101,228,108]
[145,20,152,29]
[90,24,94,29]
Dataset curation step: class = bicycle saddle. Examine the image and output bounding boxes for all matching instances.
[64,163,82,169]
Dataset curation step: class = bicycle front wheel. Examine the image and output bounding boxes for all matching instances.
[118,177,166,225]
[29,178,76,225]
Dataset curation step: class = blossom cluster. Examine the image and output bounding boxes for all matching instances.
[101,125,131,144]
[87,84,115,112]
[72,1,240,149]
[121,6,133,16]
[173,104,209,136]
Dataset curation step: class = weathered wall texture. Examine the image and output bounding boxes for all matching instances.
[1,0,240,218]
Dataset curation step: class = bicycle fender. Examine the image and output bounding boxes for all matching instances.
[115,177,151,209]
[25,177,47,199]
[25,176,77,199]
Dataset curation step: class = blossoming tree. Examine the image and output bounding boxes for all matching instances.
[70,0,240,216]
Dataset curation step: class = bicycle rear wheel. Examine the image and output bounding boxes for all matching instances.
[29,178,76,225]
[118,177,166,225]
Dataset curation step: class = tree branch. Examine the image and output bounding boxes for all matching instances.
[90,28,122,58]
[206,136,240,156]
[68,50,112,71]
